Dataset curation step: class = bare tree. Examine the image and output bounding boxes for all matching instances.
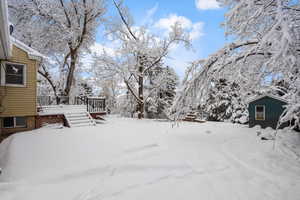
[94,0,191,118]
[8,0,106,100]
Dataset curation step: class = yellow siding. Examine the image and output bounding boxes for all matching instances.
[0,45,38,117]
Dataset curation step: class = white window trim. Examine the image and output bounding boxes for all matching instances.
[1,62,27,87]
[3,117,27,128]
[15,116,27,128]
[255,105,265,121]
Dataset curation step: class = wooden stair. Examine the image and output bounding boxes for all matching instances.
[39,105,96,127]
[65,111,96,127]
[183,112,206,123]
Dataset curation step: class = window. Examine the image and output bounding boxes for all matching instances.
[255,105,265,120]
[16,117,27,127]
[3,117,14,128]
[2,117,27,128]
[1,62,26,86]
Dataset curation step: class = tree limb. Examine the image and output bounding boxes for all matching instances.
[124,79,142,103]
[38,65,58,97]
[113,0,138,41]
[59,0,72,28]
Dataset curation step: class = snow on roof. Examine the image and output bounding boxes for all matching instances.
[11,37,46,61]
[246,94,288,104]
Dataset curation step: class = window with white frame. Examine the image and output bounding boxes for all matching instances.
[1,62,26,86]
[3,117,27,128]
[255,105,265,120]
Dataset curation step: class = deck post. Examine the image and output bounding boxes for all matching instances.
[86,97,89,113]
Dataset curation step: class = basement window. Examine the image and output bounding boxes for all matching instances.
[255,105,265,121]
[3,117,27,128]
[16,117,27,127]
[3,117,14,128]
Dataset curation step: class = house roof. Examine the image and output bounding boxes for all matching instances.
[0,0,11,59]
[246,94,289,104]
[11,37,45,62]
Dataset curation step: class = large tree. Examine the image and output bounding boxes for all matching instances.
[171,0,300,128]
[93,0,191,119]
[8,0,106,101]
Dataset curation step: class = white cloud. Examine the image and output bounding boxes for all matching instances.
[190,22,204,40]
[166,44,199,78]
[143,3,159,24]
[147,4,159,16]
[80,43,115,71]
[155,14,192,31]
[154,14,204,40]
[146,3,159,17]
[90,43,115,57]
[195,0,220,10]
[152,14,204,77]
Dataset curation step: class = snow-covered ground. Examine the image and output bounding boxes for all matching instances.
[0,116,300,200]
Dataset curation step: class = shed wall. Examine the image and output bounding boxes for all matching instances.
[248,96,288,129]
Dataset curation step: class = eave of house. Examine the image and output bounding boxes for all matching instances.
[0,0,44,62]
[11,37,46,62]
[0,0,12,60]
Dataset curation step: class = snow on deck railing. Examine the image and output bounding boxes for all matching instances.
[37,96,106,114]
[38,105,87,116]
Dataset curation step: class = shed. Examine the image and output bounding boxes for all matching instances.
[247,94,288,129]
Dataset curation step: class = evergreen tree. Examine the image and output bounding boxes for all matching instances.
[145,66,179,118]
[202,78,247,123]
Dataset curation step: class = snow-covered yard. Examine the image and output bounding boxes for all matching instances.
[0,116,300,200]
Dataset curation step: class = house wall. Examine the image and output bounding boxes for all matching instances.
[0,45,38,116]
[0,45,38,138]
[248,96,288,129]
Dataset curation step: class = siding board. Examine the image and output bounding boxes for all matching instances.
[0,45,38,117]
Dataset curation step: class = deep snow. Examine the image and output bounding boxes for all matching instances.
[0,116,300,200]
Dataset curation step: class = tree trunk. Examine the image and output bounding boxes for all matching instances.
[64,49,77,100]
[55,95,60,105]
[138,64,144,119]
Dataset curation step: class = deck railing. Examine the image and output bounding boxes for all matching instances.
[86,97,106,113]
[37,96,106,113]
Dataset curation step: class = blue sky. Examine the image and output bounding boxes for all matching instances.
[94,0,228,77]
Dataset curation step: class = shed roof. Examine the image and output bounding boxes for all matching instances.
[246,94,288,104]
